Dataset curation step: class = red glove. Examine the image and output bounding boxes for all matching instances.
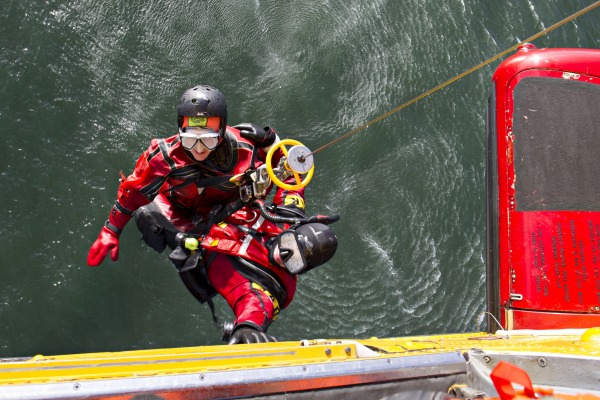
[87,227,120,266]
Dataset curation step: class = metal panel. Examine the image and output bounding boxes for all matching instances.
[0,352,466,400]
[468,351,600,394]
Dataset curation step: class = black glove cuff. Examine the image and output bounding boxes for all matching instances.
[232,321,263,334]
[221,321,261,342]
[261,126,277,147]
[104,220,122,235]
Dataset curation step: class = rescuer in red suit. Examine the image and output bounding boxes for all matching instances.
[87,85,337,344]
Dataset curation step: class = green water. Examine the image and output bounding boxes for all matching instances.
[1,0,599,357]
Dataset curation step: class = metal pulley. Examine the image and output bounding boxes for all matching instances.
[266,139,315,190]
[286,145,314,174]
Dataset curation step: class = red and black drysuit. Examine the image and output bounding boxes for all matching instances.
[102,127,305,334]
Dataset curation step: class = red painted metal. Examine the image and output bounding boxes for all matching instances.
[510,308,600,330]
[491,44,600,330]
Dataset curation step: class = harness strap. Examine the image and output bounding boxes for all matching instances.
[251,282,281,320]
[177,251,220,323]
[189,197,246,234]
[249,141,259,169]
[206,298,217,324]
[163,174,235,194]
[202,251,219,324]
[163,135,259,195]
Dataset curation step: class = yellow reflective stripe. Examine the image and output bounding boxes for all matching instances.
[284,195,305,209]
[188,116,208,127]
[251,282,280,320]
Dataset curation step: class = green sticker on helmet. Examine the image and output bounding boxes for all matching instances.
[188,116,208,127]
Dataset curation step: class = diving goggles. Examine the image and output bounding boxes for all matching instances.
[179,127,220,151]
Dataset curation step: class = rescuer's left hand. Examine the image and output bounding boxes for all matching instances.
[227,323,278,345]
[234,123,277,148]
[87,226,120,266]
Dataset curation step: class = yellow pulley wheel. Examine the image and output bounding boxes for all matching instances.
[266,139,315,190]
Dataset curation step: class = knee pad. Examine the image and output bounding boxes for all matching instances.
[134,203,174,252]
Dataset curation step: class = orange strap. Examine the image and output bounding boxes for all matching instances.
[490,361,537,399]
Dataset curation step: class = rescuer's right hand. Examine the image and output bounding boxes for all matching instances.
[225,322,278,345]
[87,227,120,266]
[234,123,277,148]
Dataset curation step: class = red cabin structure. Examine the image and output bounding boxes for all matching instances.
[486,44,600,331]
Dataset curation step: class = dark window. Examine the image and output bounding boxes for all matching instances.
[513,77,600,211]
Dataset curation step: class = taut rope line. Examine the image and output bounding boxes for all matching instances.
[309,0,600,156]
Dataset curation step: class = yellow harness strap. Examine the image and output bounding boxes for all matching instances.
[251,282,280,320]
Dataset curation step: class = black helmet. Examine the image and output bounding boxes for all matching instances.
[177,85,227,137]
[296,223,338,268]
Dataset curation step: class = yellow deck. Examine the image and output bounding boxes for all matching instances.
[1,329,598,386]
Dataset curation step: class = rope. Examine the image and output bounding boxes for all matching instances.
[309,0,600,156]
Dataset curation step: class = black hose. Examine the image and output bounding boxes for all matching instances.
[253,200,304,224]
[253,200,340,226]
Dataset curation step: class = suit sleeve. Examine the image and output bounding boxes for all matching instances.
[106,139,172,232]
